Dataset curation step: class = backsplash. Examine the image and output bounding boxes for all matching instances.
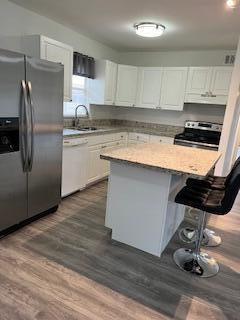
[64,118,114,128]
[64,118,183,136]
[88,103,226,127]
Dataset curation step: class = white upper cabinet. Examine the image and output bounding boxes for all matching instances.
[21,35,73,101]
[185,66,233,105]
[210,67,233,96]
[160,67,188,111]
[186,67,212,95]
[88,60,117,105]
[40,36,73,101]
[115,64,138,107]
[136,67,162,109]
[105,61,118,104]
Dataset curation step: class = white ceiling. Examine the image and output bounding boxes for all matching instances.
[9,0,240,51]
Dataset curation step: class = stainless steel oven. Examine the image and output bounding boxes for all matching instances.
[174,121,222,151]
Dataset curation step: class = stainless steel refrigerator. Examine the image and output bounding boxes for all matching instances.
[0,48,64,234]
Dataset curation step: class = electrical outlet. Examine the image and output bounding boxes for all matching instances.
[225,55,235,65]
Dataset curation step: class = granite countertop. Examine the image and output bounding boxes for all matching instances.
[100,143,221,177]
[63,125,181,138]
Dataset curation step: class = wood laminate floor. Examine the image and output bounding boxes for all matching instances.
[0,180,239,320]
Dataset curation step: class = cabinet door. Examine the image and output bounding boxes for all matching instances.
[128,133,150,143]
[99,143,117,177]
[136,67,162,109]
[105,61,117,105]
[210,67,233,96]
[149,135,174,144]
[87,145,101,184]
[40,36,73,101]
[115,64,138,107]
[160,68,188,111]
[186,67,212,95]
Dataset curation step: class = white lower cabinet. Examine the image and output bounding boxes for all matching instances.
[128,133,174,146]
[86,131,174,186]
[149,135,174,144]
[87,132,127,185]
[100,142,119,177]
[87,145,102,184]
[128,133,150,146]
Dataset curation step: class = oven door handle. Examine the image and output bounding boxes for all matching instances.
[174,138,218,150]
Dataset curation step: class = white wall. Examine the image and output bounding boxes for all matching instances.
[215,37,240,176]
[0,0,231,127]
[118,50,236,67]
[0,0,118,61]
[89,104,225,127]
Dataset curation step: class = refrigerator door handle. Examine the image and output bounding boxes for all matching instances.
[20,80,29,172]
[27,81,35,172]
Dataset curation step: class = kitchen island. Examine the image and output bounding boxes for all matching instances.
[101,143,220,257]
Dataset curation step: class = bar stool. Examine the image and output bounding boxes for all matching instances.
[173,164,240,277]
[178,156,240,247]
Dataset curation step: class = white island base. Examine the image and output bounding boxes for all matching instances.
[105,162,186,257]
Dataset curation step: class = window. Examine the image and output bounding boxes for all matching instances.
[63,75,89,117]
[72,75,88,107]
[72,75,85,90]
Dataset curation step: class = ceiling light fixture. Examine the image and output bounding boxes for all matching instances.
[134,22,166,38]
[226,0,239,8]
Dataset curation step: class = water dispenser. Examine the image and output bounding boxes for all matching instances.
[0,118,19,154]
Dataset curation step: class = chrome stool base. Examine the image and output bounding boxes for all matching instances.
[173,248,219,278]
[179,227,222,247]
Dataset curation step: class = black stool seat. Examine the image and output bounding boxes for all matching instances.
[186,176,225,190]
[174,158,240,278]
[175,186,225,214]
[186,156,240,191]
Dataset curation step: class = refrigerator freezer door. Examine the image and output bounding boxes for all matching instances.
[0,49,28,231]
[25,57,64,217]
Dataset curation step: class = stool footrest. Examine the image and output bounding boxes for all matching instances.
[179,227,222,247]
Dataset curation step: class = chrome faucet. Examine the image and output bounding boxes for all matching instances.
[74,105,89,128]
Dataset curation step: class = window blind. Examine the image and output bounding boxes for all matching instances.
[73,52,95,79]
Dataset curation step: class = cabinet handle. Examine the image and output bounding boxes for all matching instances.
[201,92,209,97]
[209,91,217,97]
[156,106,161,109]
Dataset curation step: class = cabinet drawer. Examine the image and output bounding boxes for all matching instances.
[128,133,150,142]
[87,133,116,146]
[115,132,128,141]
[149,135,174,144]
